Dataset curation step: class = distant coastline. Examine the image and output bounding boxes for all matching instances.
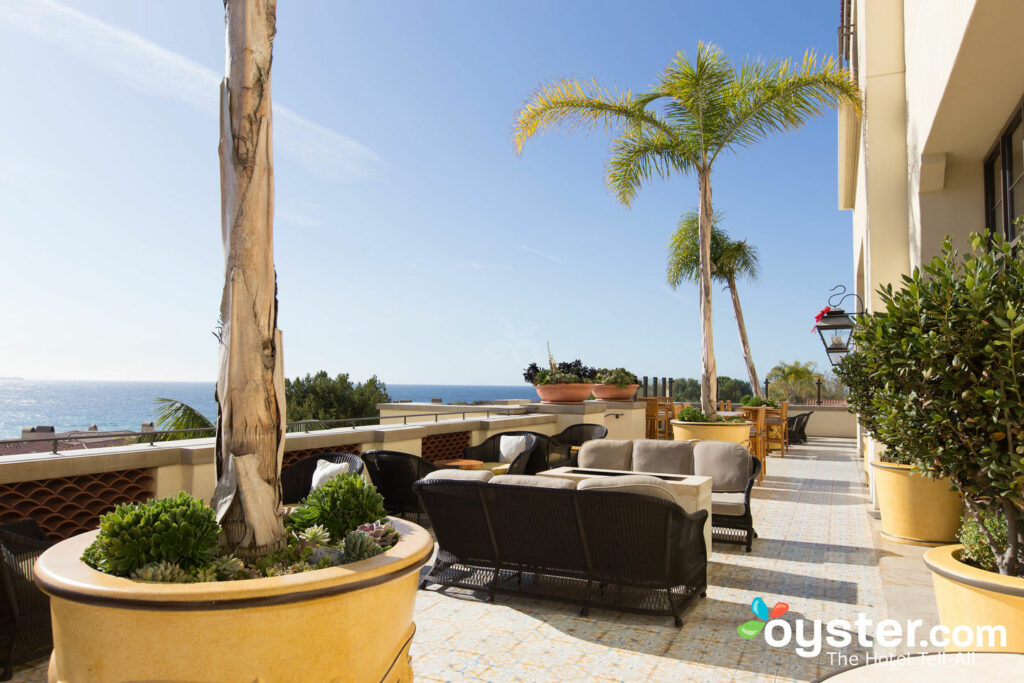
[0,379,536,440]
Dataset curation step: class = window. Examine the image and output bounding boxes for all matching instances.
[984,101,1024,242]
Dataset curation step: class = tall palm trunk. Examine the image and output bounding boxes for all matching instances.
[210,0,287,561]
[698,167,718,417]
[727,275,761,398]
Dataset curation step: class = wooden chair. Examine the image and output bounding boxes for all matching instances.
[656,396,674,439]
[641,397,660,439]
[742,405,766,484]
[765,400,789,456]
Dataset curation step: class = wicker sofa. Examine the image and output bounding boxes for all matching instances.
[413,469,708,626]
[575,439,760,552]
[1,520,54,681]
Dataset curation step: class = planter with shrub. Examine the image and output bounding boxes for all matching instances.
[838,233,1024,651]
[671,405,750,444]
[35,475,433,681]
[523,347,597,403]
[592,367,640,401]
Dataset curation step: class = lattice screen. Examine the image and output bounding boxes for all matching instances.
[282,443,361,470]
[420,431,470,463]
[0,469,154,541]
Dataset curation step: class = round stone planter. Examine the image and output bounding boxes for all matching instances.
[534,383,595,403]
[34,518,433,682]
[924,544,1024,653]
[670,420,751,445]
[870,460,962,546]
[591,384,639,401]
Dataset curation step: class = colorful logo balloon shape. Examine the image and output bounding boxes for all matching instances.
[737,597,789,639]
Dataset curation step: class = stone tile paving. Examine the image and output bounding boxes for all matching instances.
[412,437,887,682]
[12,438,895,682]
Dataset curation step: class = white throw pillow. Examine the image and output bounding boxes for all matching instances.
[499,435,528,464]
[310,460,350,490]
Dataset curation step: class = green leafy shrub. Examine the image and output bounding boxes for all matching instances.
[834,351,914,465]
[286,472,387,541]
[596,368,639,387]
[958,510,1007,573]
[739,395,778,408]
[848,233,1024,576]
[81,492,220,577]
[675,406,744,423]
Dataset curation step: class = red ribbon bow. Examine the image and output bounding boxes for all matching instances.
[812,306,831,333]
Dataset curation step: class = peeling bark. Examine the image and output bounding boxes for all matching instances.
[211,0,286,561]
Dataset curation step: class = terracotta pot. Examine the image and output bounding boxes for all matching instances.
[924,544,1024,653]
[870,460,962,545]
[591,384,639,401]
[34,518,432,682]
[670,420,751,445]
[534,383,595,403]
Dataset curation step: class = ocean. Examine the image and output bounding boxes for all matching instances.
[0,379,538,439]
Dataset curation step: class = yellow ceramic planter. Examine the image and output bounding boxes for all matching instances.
[34,518,433,683]
[924,544,1024,653]
[870,460,962,545]
[671,420,751,446]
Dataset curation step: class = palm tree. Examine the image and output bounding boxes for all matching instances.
[149,398,214,442]
[211,0,288,560]
[514,43,860,417]
[767,360,819,382]
[667,210,762,397]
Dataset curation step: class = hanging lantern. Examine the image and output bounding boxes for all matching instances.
[814,286,863,366]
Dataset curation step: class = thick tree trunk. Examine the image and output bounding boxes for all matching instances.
[211,0,286,561]
[698,168,718,418]
[728,275,761,398]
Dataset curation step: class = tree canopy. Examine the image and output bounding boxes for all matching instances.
[285,372,391,423]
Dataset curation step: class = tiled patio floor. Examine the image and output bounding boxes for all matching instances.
[411,437,890,682]
[13,437,916,682]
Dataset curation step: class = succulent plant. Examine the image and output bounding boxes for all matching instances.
[310,546,345,567]
[81,491,220,577]
[286,472,387,541]
[212,556,247,580]
[356,520,400,550]
[344,530,384,563]
[190,565,219,583]
[131,561,192,583]
[298,524,331,546]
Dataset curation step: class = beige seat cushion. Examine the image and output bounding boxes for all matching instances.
[422,469,494,483]
[632,439,694,475]
[578,439,633,471]
[693,441,752,492]
[491,474,577,490]
[577,474,676,504]
[711,492,747,516]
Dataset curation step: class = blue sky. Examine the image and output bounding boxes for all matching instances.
[0,0,850,386]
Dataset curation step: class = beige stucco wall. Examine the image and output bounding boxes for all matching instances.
[792,406,858,439]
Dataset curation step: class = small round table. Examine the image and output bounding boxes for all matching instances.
[434,458,483,470]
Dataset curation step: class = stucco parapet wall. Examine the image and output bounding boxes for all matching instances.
[377,402,529,416]
[789,405,852,413]
[0,414,559,485]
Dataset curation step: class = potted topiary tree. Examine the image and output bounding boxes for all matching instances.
[32,3,432,680]
[835,350,963,546]
[843,234,1023,651]
[592,367,641,401]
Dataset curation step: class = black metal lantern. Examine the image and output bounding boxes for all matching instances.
[815,286,863,366]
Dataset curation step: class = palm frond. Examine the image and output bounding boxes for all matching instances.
[149,397,215,442]
[711,50,861,163]
[658,42,736,156]
[605,132,696,206]
[666,209,729,287]
[717,237,761,283]
[513,78,673,154]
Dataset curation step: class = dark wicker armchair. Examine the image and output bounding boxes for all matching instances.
[693,441,761,553]
[362,450,441,524]
[552,423,608,466]
[463,431,560,475]
[1,520,54,681]
[280,452,365,504]
[787,412,811,445]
